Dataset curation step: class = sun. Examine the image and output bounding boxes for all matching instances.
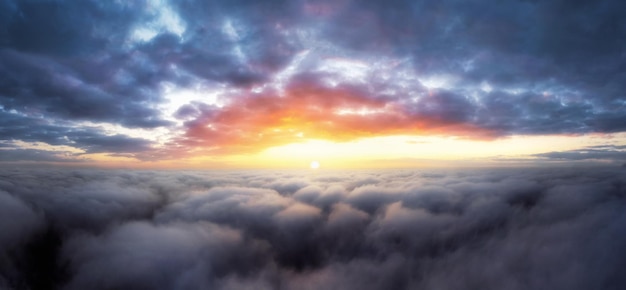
[310,160,320,169]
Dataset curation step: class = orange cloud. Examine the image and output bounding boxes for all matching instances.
[175,81,492,154]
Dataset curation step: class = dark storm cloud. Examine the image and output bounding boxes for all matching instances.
[1,168,625,289]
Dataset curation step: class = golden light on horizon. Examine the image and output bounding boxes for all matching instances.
[65,133,626,169]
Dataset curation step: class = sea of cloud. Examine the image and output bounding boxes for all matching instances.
[0,167,625,290]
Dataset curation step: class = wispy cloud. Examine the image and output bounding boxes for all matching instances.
[535,145,626,162]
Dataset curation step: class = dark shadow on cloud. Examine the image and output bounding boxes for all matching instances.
[0,167,625,289]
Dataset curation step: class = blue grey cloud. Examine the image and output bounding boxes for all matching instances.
[0,109,154,160]
[535,145,626,162]
[0,0,625,160]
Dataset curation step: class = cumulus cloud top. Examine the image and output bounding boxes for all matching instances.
[0,167,625,289]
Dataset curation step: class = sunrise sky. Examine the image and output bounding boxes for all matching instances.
[1,0,626,168]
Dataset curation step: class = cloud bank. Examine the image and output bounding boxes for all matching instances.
[535,145,626,162]
[1,167,625,289]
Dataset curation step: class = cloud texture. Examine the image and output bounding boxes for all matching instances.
[1,0,626,161]
[1,167,625,289]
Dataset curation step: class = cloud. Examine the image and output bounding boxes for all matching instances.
[0,109,155,160]
[0,148,79,163]
[534,145,626,162]
[1,0,626,162]
[176,80,494,153]
[0,189,45,289]
[63,221,267,290]
[0,48,172,129]
[0,190,43,249]
[0,168,625,289]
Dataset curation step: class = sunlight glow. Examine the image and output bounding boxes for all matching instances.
[247,133,626,168]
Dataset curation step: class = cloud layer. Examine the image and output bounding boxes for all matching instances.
[1,0,626,161]
[1,167,625,289]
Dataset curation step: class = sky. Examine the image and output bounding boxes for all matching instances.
[1,0,626,168]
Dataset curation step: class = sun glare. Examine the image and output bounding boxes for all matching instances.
[310,160,320,169]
